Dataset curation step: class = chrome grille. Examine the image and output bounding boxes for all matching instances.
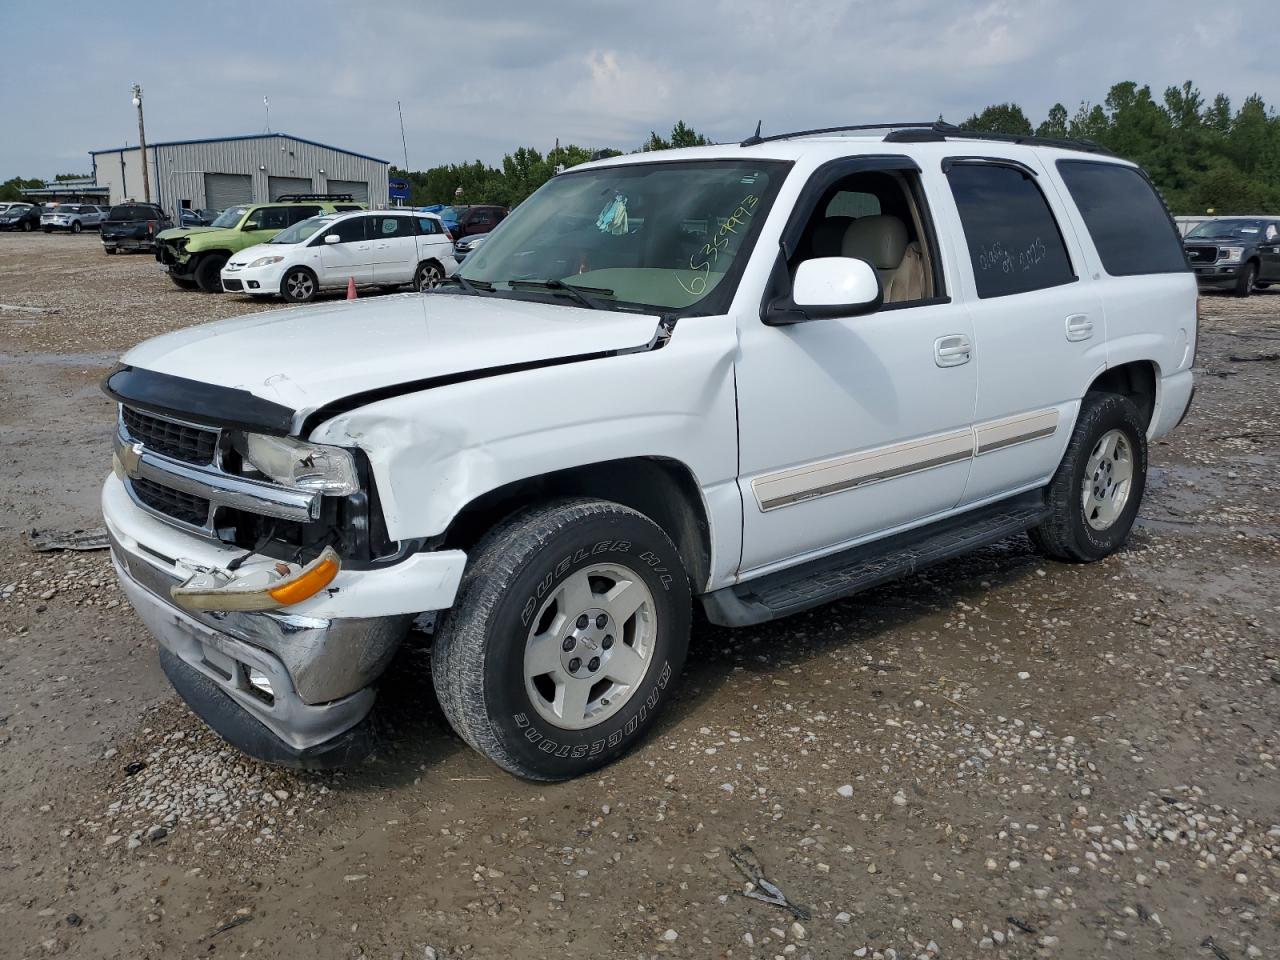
[132,477,211,527]
[121,406,218,465]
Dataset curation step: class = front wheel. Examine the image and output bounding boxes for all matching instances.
[280,267,318,303]
[1031,393,1148,562]
[193,254,228,293]
[432,499,691,781]
[1235,262,1258,297]
[71,221,82,234]
[414,261,444,291]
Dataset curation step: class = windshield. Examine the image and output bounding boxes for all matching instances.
[210,205,249,228]
[270,215,336,244]
[458,159,787,313]
[1186,219,1267,240]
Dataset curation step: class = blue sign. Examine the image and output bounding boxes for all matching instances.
[388,177,411,201]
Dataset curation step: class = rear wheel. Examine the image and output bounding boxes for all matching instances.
[414,261,444,291]
[1235,262,1258,298]
[281,267,318,303]
[432,499,691,781]
[193,254,228,293]
[1031,393,1147,562]
[22,221,33,232]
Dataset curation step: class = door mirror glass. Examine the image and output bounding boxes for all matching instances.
[789,257,882,317]
[324,233,340,244]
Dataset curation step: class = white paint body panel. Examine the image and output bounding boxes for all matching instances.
[108,135,1196,613]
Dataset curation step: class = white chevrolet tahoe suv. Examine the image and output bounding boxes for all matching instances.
[102,122,1196,779]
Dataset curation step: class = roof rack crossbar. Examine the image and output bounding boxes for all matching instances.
[273,193,357,202]
[740,121,938,147]
[882,121,1114,156]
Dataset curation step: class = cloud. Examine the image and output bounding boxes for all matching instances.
[0,0,1275,179]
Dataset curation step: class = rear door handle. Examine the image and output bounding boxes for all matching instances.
[934,334,972,367]
[1066,314,1094,342]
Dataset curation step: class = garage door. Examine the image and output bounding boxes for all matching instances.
[328,179,369,203]
[204,173,253,211]
[268,176,313,200]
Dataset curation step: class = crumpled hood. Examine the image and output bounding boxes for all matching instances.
[120,293,661,424]
[156,226,217,241]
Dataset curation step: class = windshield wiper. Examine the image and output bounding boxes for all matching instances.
[439,276,494,294]
[506,278,614,311]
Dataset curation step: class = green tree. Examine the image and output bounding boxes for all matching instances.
[0,176,43,202]
[960,103,1033,136]
[1036,103,1069,139]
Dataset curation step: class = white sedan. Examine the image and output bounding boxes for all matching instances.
[221,210,458,302]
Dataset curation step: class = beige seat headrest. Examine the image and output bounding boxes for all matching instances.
[841,215,908,270]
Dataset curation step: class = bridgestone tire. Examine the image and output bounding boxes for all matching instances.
[431,498,691,781]
[1030,393,1148,563]
[194,254,228,293]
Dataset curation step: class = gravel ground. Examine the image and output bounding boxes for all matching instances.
[0,233,1276,959]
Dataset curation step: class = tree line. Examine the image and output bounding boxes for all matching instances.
[398,82,1277,215]
[962,81,1278,213]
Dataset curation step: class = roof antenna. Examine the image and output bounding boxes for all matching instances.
[740,120,763,147]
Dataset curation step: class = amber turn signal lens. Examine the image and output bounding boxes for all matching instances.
[268,555,339,606]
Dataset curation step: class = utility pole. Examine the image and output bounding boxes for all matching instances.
[131,84,151,203]
[397,100,409,171]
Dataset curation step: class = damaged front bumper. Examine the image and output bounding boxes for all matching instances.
[103,474,467,767]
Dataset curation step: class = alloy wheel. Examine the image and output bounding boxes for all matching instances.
[1081,428,1133,530]
[522,563,656,730]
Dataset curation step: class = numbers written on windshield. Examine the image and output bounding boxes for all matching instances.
[677,194,760,296]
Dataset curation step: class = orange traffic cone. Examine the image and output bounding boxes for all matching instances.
[346,277,357,300]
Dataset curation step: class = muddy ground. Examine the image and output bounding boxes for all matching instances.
[1,233,1276,959]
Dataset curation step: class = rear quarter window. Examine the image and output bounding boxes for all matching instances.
[1055,160,1187,276]
[945,161,1076,299]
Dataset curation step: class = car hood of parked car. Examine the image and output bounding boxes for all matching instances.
[119,292,663,428]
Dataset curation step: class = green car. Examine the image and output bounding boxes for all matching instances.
[156,196,365,292]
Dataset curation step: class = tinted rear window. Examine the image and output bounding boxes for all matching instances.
[108,205,155,220]
[1056,160,1187,276]
[946,162,1076,299]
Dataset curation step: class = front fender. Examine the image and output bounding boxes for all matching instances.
[308,315,744,588]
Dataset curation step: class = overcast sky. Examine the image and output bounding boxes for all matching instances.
[1,0,1274,180]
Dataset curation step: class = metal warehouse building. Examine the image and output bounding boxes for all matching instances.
[89,133,389,212]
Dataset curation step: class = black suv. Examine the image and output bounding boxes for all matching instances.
[1183,218,1280,297]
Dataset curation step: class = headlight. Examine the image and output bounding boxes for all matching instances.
[242,434,360,495]
[1219,246,1244,264]
[248,255,285,268]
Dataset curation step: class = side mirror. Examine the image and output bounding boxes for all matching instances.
[765,257,883,325]
[324,234,340,244]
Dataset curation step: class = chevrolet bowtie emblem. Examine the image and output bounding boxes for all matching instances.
[118,441,144,479]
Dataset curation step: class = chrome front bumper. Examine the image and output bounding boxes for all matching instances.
[112,536,411,766]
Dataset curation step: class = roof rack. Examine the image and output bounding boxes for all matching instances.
[273,193,356,202]
[738,120,1113,156]
[883,121,1113,156]
[740,121,936,147]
